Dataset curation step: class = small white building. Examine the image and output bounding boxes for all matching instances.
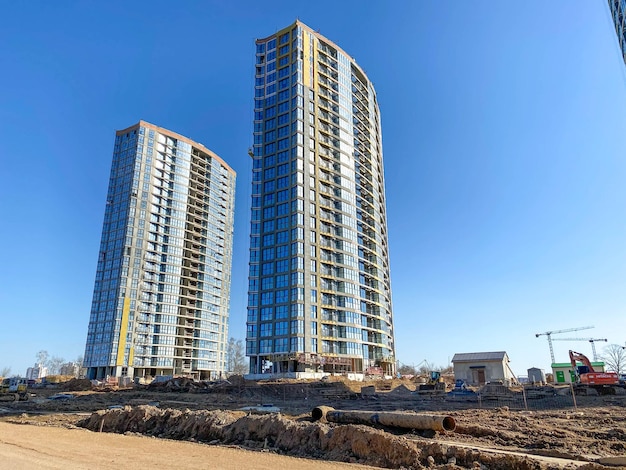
[25,363,48,380]
[452,351,516,386]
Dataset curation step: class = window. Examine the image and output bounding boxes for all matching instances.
[278,113,289,126]
[260,339,272,353]
[276,245,289,258]
[277,217,289,229]
[275,289,288,303]
[260,323,272,337]
[262,247,275,260]
[265,118,276,130]
[262,234,275,245]
[262,220,275,232]
[261,292,274,305]
[262,262,274,275]
[263,193,275,205]
[275,274,288,288]
[277,163,289,176]
[276,203,289,216]
[263,207,275,219]
[261,277,274,289]
[276,260,288,272]
[264,181,275,192]
[277,189,289,201]
[278,126,289,137]
[276,230,289,243]
[277,176,289,188]
[261,307,273,320]
[275,337,288,352]
[276,305,288,318]
[264,167,276,179]
[275,321,288,335]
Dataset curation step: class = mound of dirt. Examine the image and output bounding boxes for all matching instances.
[61,379,93,391]
[77,406,579,469]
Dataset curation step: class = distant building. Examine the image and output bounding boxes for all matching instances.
[527,367,546,384]
[83,121,236,381]
[59,362,81,377]
[551,361,605,384]
[25,363,48,380]
[451,351,516,386]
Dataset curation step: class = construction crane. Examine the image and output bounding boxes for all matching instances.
[551,338,607,361]
[535,326,594,364]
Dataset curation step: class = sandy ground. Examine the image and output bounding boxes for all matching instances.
[1,377,626,469]
[0,421,377,470]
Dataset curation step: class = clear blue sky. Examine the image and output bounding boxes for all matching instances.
[1,1,625,377]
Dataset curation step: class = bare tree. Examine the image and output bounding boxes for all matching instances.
[0,366,11,378]
[226,338,247,376]
[47,356,65,375]
[36,350,49,366]
[397,364,416,375]
[599,344,626,374]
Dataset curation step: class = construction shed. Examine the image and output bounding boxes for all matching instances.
[551,361,605,384]
[452,351,515,386]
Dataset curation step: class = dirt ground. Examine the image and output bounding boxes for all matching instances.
[1,377,626,469]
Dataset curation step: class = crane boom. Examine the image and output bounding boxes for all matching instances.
[535,326,594,364]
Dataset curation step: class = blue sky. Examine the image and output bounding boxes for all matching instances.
[1,1,625,377]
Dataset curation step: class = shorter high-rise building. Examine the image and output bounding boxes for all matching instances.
[84,121,236,381]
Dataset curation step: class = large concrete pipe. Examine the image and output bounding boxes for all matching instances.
[312,406,455,432]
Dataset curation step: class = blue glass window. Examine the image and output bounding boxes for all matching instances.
[277,113,289,126]
[261,307,273,320]
[276,274,288,288]
[276,231,288,243]
[276,260,289,273]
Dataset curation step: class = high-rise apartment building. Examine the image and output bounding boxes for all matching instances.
[608,1,626,64]
[246,21,395,378]
[84,121,236,381]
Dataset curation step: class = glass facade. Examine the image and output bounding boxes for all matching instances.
[246,21,395,377]
[84,121,236,381]
[609,0,626,65]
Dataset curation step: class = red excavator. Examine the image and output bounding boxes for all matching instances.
[569,350,619,390]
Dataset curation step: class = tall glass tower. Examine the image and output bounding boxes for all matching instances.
[608,1,626,64]
[246,21,395,378]
[84,121,236,381]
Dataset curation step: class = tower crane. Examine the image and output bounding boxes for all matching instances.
[551,338,607,361]
[535,326,594,364]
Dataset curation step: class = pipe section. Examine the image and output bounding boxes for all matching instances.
[312,406,455,432]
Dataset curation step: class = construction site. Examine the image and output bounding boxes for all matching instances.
[1,374,626,469]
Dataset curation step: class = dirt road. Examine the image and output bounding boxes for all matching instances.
[0,422,376,470]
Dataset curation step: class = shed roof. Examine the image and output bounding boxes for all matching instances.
[452,351,508,363]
